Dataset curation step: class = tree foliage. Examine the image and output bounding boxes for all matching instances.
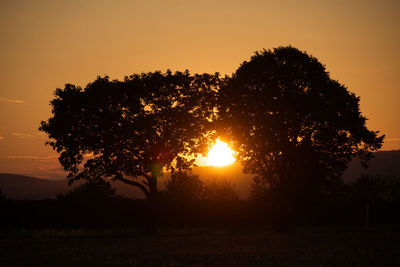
[40,71,219,199]
[218,46,384,201]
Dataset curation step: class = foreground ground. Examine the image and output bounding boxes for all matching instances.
[1,227,399,266]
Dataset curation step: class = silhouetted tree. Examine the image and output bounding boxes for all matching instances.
[202,177,240,201]
[218,46,384,206]
[40,71,219,200]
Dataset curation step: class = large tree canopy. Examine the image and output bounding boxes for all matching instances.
[218,46,384,200]
[40,71,219,199]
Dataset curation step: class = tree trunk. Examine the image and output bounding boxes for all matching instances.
[148,173,158,201]
[145,172,159,234]
[365,202,370,229]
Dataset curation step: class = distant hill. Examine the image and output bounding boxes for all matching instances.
[0,150,398,200]
[341,150,400,183]
[0,173,145,200]
[0,174,69,200]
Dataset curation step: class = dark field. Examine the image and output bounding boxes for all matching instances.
[1,228,399,266]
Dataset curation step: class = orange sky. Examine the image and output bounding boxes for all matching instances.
[0,0,399,179]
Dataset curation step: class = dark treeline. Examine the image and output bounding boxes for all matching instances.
[3,46,389,230]
[38,46,384,205]
[1,175,399,230]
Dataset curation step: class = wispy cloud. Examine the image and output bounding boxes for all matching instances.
[0,97,26,104]
[5,155,58,160]
[12,132,35,138]
[386,138,400,142]
[11,132,47,138]
[37,132,47,138]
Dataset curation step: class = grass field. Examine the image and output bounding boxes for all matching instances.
[1,228,399,266]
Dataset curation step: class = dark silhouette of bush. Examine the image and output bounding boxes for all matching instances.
[163,171,240,201]
[377,176,400,204]
[202,177,240,201]
[350,175,400,227]
[57,179,121,202]
[351,175,381,203]
[164,171,204,201]
[351,175,400,204]
[249,177,270,201]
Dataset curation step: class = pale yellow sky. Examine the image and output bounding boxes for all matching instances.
[0,0,399,179]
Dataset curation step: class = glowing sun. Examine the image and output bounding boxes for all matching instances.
[205,139,236,167]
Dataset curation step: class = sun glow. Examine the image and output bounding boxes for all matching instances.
[205,139,236,167]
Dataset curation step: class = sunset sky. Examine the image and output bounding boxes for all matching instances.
[0,0,399,179]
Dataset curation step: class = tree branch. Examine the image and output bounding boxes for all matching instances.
[140,172,152,184]
[117,176,150,199]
